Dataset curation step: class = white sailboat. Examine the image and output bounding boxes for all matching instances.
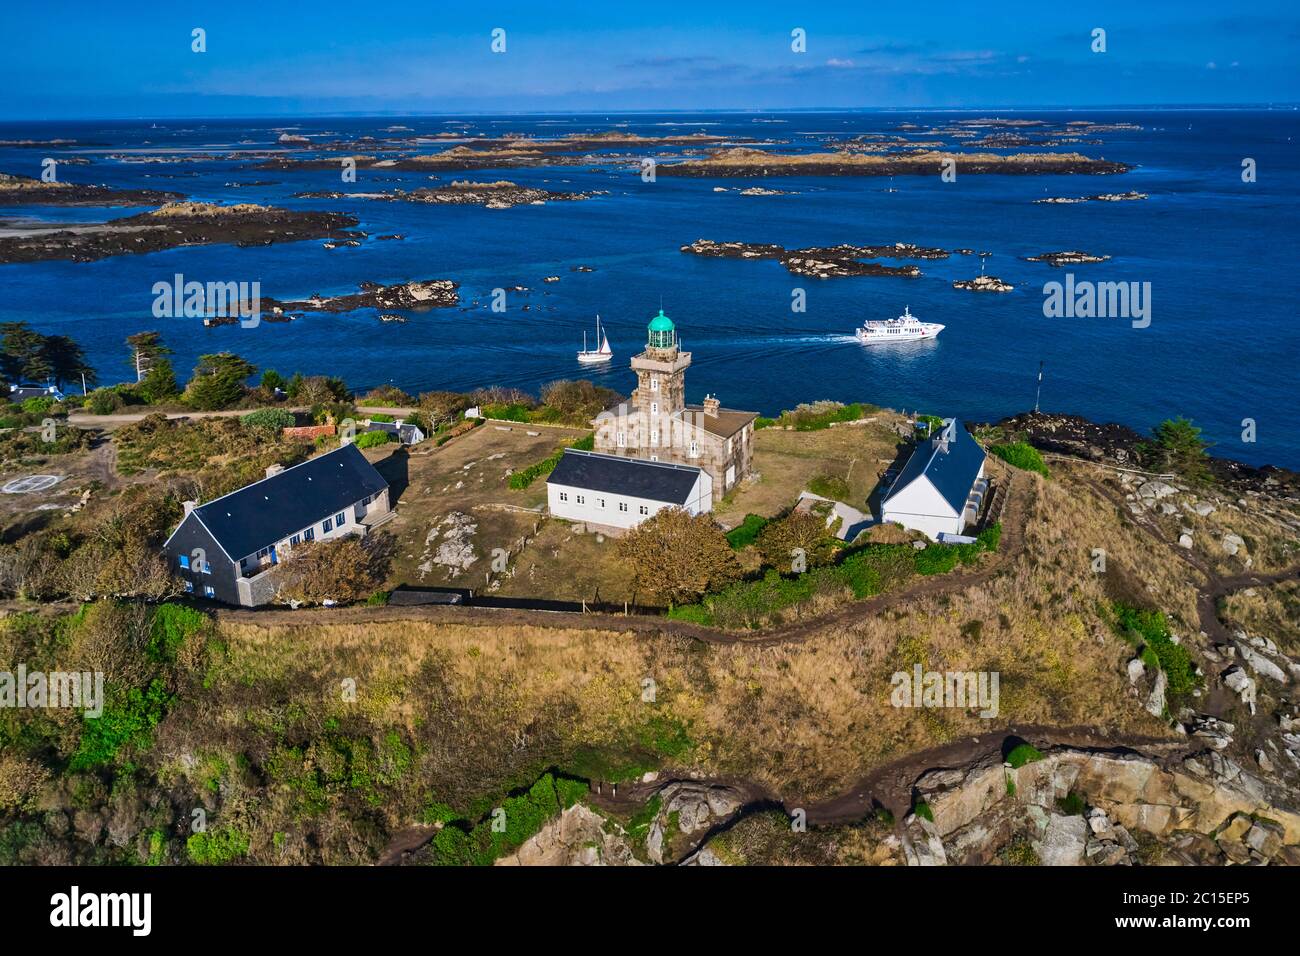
[577,315,613,364]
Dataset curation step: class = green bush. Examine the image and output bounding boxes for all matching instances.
[428,773,588,866]
[86,388,124,416]
[70,679,171,770]
[186,827,249,865]
[239,408,296,435]
[725,514,769,550]
[20,396,56,414]
[480,402,533,423]
[1111,602,1198,707]
[1006,743,1043,769]
[989,442,1049,477]
[367,413,396,423]
[353,429,393,449]
[913,801,934,822]
[148,603,208,663]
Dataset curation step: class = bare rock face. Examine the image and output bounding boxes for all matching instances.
[905,745,1300,866]
[496,805,641,866]
[1034,813,1089,865]
[645,781,746,863]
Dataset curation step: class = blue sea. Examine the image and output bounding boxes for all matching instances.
[2,109,1297,467]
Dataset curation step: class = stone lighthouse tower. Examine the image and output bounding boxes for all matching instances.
[630,309,691,418]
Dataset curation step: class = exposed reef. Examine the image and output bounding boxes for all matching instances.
[0,171,182,207]
[658,148,1131,178]
[681,238,956,279]
[0,200,359,264]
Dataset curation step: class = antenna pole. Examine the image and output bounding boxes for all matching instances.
[1033,360,1044,414]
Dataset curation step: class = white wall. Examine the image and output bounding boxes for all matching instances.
[882,475,965,541]
[548,471,712,530]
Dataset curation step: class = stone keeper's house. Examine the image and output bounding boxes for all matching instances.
[593,310,758,495]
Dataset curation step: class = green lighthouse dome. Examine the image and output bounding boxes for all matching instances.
[647,309,676,349]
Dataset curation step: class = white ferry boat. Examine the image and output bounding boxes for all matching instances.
[855,306,944,344]
[577,315,613,364]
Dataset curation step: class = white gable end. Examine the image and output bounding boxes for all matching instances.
[883,475,960,519]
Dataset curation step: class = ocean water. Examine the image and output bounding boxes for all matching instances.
[1,109,1297,467]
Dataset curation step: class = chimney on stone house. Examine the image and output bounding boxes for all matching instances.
[702,394,720,417]
[265,463,285,479]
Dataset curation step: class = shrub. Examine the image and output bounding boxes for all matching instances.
[239,408,296,435]
[353,430,392,449]
[367,413,396,423]
[1006,743,1043,769]
[1111,602,1198,706]
[148,603,208,663]
[725,514,768,550]
[86,388,124,416]
[989,442,1049,477]
[508,433,594,490]
[913,801,934,822]
[775,400,873,431]
[20,396,56,415]
[69,679,171,770]
[186,827,249,865]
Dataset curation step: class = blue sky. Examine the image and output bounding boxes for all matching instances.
[5,1,1298,118]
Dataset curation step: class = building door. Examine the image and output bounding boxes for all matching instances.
[725,465,735,488]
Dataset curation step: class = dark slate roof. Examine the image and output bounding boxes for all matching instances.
[883,419,986,514]
[188,443,388,559]
[547,449,702,504]
[366,421,424,444]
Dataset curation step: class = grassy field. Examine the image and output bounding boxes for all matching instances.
[378,422,588,590]
[713,414,909,529]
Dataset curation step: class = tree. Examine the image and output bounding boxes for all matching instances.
[184,352,256,411]
[1152,417,1211,480]
[540,379,623,422]
[271,533,391,605]
[755,510,836,570]
[40,335,96,390]
[0,322,53,384]
[126,331,172,374]
[616,508,742,605]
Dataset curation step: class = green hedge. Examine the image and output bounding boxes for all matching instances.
[989,442,1049,477]
[508,433,594,490]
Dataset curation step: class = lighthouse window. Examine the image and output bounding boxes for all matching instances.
[617,430,626,447]
[689,440,699,457]
[651,402,658,415]
[650,376,659,391]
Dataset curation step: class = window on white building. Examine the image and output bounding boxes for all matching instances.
[598,498,606,509]
[618,501,628,512]
[576,495,585,505]
[559,492,568,502]
[638,505,649,515]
